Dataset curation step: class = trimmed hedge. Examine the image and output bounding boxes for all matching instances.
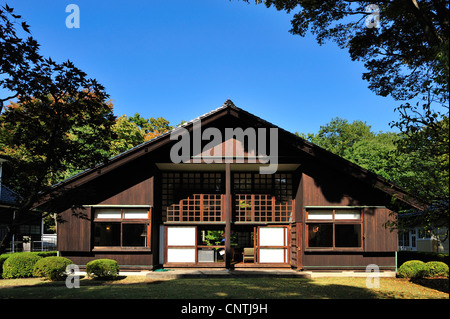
[2,252,42,279]
[422,261,449,278]
[397,251,449,267]
[397,260,449,278]
[397,260,426,278]
[1,251,58,278]
[33,256,73,281]
[86,259,119,280]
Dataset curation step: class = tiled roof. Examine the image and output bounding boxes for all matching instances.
[0,184,20,206]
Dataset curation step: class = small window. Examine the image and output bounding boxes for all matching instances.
[307,223,333,248]
[93,207,151,249]
[306,208,363,250]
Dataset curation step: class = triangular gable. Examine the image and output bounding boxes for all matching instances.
[47,99,425,210]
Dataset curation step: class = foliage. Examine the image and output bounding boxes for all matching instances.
[297,118,408,183]
[1,252,42,279]
[422,261,449,278]
[0,5,117,254]
[108,114,173,157]
[0,4,41,113]
[128,113,173,141]
[297,116,449,233]
[32,256,73,281]
[86,259,119,280]
[204,231,224,246]
[397,251,449,267]
[397,260,426,279]
[0,251,57,278]
[250,0,448,116]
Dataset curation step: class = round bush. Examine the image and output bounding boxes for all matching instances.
[33,256,73,281]
[86,259,119,279]
[422,261,449,278]
[2,252,42,279]
[397,260,426,278]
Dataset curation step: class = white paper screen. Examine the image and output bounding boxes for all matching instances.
[259,227,285,246]
[94,209,121,219]
[307,210,333,220]
[259,249,285,263]
[334,210,361,220]
[167,227,196,246]
[167,248,196,263]
[123,209,148,219]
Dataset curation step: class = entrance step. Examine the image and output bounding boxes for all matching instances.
[146,268,311,280]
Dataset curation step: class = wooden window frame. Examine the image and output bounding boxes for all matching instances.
[164,225,226,266]
[257,225,290,264]
[305,208,363,252]
[93,207,152,252]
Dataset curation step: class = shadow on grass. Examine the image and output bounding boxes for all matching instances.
[410,277,449,294]
[0,277,390,299]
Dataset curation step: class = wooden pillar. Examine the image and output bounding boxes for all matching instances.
[225,163,232,269]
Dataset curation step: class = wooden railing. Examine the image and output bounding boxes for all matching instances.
[166,194,225,222]
[166,193,294,223]
[235,194,294,222]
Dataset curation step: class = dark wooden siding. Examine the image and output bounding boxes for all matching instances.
[57,159,156,266]
[300,165,398,269]
[303,252,396,270]
[364,207,398,252]
[59,252,153,269]
[58,207,92,252]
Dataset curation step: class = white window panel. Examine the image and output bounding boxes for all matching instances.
[307,210,333,220]
[167,227,196,246]
[335,209,361,220]
[94,209,121,219]
[259,227,286,246]
[259,248,285,263]
[167,248,196,263]
[123,209,149,219]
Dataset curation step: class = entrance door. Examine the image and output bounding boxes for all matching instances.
[257,226,289,263]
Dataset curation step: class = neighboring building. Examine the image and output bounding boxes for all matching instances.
[0,156,42,252]
[398,226,449,253]
[42,101,424,271]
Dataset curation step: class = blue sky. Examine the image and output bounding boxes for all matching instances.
[5,0,404,134]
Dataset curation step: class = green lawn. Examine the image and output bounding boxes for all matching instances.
[0,276,448,299]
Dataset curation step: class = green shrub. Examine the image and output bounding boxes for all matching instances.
[2,252,42,279]
[422,261,449,278]
[86,259,119,279]
[0,255,9,278]
[33,256,73,281]
[397,260,426,278]
[397,251,449,266]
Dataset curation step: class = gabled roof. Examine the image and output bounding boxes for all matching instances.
[0,184,20,207]
[47,99,426,210]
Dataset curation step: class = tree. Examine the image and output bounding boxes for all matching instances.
[0,6,116,254]
[249,1,448,113]
[299,116,449,236]
[297,117,374,158]
[128,113,173,141]
[252,0,449,231]
[1,4,42,113]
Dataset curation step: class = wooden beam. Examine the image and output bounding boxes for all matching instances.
[225,163,231,269]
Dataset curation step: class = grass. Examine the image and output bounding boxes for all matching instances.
[0,276,448,299]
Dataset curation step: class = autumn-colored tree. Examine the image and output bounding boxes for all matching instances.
[0,6,116,254]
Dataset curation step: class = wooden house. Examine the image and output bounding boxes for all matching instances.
[43,100,423,271]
